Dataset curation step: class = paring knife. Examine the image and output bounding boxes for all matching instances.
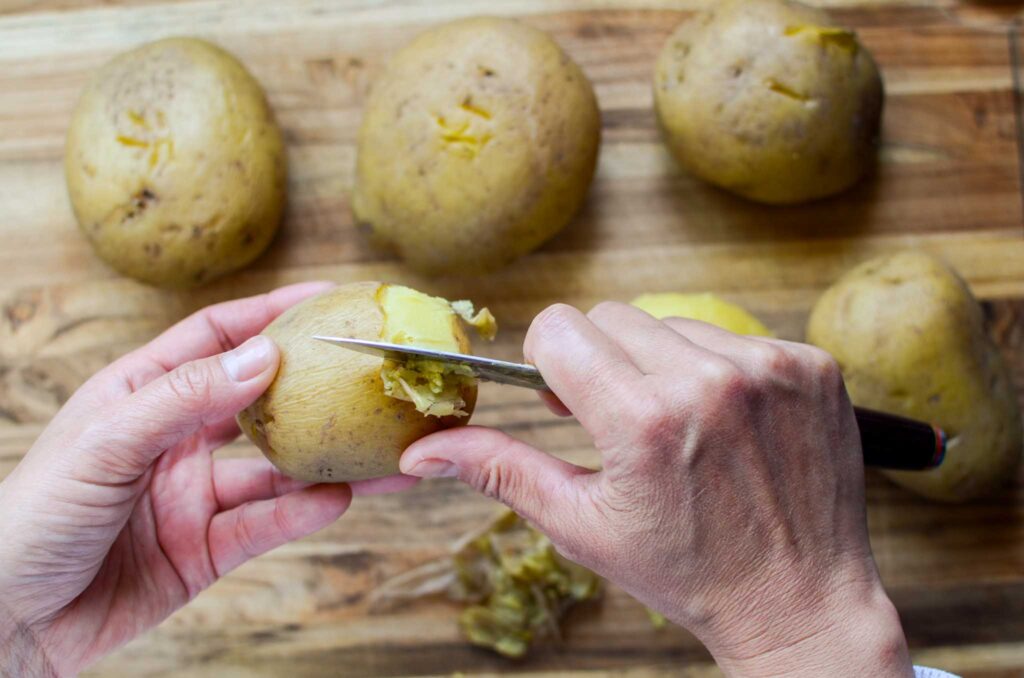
[313,335,947,471]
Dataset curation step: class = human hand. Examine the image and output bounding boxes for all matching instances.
[0,282,415,677]
[401,302,914,677]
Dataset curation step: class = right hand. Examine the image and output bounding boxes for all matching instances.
[401,302,914,677]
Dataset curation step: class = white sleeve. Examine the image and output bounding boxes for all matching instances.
[915,667,960,678]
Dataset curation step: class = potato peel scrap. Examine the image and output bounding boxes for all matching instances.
[369,510,602,658]
[646,608,668,629]
[451,300,498,341]
[382,359,476,417]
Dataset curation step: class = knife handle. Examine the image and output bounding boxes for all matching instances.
[854,407,946,470]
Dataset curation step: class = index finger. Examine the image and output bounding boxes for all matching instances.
[137,281,334,372]
[524,304,642,437]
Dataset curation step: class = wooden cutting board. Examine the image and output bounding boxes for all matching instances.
[2,0,1024,675]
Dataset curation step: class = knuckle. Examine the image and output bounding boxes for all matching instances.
[233,507,262,558]
[699,359,749,402]
[272,500,298,542]
[803,346,843,383]
[268,468,285,498]
[748,342,793,375]
[631,391,686,457]
[167,359,215,403]
[469,456,520,506]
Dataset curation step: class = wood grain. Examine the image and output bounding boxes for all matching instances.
[2,0,1024,675]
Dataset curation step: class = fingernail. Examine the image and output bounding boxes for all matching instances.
[406,459,458,478]
[221,336,276,382]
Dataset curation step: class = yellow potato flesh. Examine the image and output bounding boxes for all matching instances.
[631,292,772,336]
[380,285,464,351]
[379,285,479,418]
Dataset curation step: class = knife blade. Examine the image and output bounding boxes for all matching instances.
[312,335,546,389]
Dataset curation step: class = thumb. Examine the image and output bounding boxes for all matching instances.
[400,426,593,537]
[84,335,279,479]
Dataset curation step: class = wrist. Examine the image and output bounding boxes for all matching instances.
[0,608,57,678]
[705,577,914,678]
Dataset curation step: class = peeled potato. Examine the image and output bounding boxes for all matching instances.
[653,0,883,204]
[631,292,772,336]
[807,252,1022,501]
[65,37,286,287]
[238,283,495,482]
[352,17,601,273]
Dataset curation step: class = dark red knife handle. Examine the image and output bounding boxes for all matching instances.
[855,407,946,470]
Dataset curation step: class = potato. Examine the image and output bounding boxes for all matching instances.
[352,17,601,273]
[807,252,1022,501]
[65,37,286,288]
[653,0,883,204]
[238,283,495,482]
[631,292,772,336]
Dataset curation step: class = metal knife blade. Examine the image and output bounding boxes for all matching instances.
[311,336,547,390]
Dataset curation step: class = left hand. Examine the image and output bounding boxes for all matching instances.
[0,282,415,676]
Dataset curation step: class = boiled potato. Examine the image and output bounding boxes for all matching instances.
[238,283,495,482]
[653,0,883,204]
[632,292,772,336]
[65,37,286,288]
[807,252,1022,501]
[352,17,601,273]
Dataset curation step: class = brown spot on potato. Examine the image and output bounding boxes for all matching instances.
[191,213,223,239]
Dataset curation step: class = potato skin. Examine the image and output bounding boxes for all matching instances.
[65,37,286,288]
[807,252,1022,502]
[352,17,601,273]
[237,282,476,483]
[654,0,883,204]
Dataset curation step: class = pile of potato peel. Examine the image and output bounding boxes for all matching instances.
[370,510,602,658]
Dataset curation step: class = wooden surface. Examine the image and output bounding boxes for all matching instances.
[3,0,1024,675]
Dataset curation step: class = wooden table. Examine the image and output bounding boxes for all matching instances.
[2,0,1024,675]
